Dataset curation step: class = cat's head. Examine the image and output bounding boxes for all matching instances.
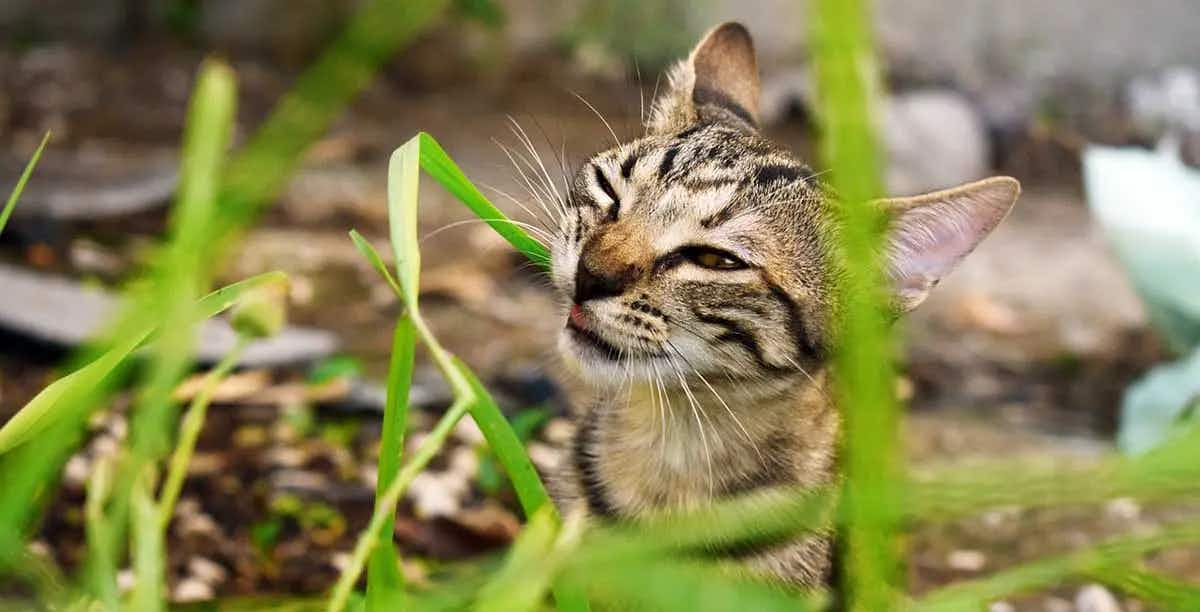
[550,22,1019,387]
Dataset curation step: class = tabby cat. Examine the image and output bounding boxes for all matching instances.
[547,22,1020,586]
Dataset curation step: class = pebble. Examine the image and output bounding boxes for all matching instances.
[988,603,1016,612]
[171,577,214,603]
[453,417,485,445]
[408,472,461,519]
[186,556,228,585]
[1076,584,1122,612]
[946,549,988,572]
[62,454,91,487]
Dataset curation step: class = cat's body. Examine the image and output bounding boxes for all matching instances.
[545,22,1019,587]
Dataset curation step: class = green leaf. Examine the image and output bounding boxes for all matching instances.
[473,505,564,612]
[454,359,551,518]
[366,315,416,609]
[0,131,50,236]
[308,355,366,386]
[0,271,286,455]
[417,133,550,269]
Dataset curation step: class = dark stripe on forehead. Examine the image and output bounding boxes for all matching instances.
[700,199,743,229]
[751,163,814,187]
[675,124,707,140]
[620,151,639,179]
[658,146,681,179]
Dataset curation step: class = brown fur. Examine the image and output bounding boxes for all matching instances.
[542,22,1020,587]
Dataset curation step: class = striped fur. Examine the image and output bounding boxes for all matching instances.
[545,22,1019,588]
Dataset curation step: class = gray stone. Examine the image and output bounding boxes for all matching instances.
[883,89,990,196]
[0,263,338,367]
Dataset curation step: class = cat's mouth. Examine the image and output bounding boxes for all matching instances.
[564,304,666,362]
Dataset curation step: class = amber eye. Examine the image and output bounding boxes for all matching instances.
[680,246,749,270]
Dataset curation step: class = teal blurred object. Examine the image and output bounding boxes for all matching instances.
[1083,145,1200,453]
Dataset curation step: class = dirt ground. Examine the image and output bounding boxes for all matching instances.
[0,42,1191,609]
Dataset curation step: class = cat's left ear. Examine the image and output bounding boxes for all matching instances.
[879,176,1020,312]
[688,22,761,130]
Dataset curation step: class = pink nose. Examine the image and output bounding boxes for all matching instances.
[569,303,588,328]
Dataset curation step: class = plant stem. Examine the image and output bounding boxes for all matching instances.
[157,336,249,531]
[327,398,472,612]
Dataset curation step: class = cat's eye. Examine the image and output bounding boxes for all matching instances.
[592,165,620,220]
[679,246,749,271]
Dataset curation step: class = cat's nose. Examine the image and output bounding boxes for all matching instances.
[574,258,638,303]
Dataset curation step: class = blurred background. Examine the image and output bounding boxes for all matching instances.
[2,1,1199,609]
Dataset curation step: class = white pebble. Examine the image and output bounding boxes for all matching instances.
[1076,584,1122,612]
[171,577,214,603]
[946,549,987,572]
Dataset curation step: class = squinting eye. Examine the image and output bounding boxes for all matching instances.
[680,246,749,270]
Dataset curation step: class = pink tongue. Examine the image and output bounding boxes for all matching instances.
[569,304,588,328]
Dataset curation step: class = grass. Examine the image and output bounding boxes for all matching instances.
[4,0,1200,609]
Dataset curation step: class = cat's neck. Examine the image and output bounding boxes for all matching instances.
[584,367,838,514]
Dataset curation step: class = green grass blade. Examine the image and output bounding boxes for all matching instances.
[0,270,284,455]
[809,0,899,608]
[473,505,562,612]
[389,137,424,311]
[349,230,403,297]
[215,0,450,234]
[913,518,1200,611]
[0,131,50,236]
[328,399,472,612]
[454,358,552,517]
[416,132,551,268]
[366,314,416,609]
[1086,563,1200,608]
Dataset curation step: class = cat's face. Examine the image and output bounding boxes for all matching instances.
[551,123,835,384]
[548,23,1019,388]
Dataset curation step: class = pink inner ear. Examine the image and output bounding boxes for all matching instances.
[885,187,1013,307]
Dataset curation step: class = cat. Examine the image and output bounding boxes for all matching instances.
[545,21,1020,587]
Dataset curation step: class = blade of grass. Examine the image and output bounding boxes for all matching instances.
[913,518,1200,611]
[365,314,416,610]
[157,336,250,530]
[119,58,236,611]
[215,0,450,236]
[0,131,50,236]
[473,505,579,612]
[809,0,899,608]
[0,271,283,455]
[1085,563,1200,608]
[416,132,550,268]
[327,398,471,612]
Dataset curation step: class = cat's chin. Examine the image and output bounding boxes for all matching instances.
[557,327,663,385]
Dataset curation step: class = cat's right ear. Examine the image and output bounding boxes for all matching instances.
[647,22,761,134]
[689,22,761,131]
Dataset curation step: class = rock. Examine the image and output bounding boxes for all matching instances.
[1076,584,1123,612]
[0,263,339,367]
[988,603,1016,612]
[1,151,177,221]
[946,549,988,572]
[883,89,990,196]
[171,577,214,603]
[759,67,810,125]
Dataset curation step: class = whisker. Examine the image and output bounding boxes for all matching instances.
[508,118,569,219]
[420,218,555,245]
[476,179,555,232]
[570,90,620,147]
[663,354,715,498]
[664,340,763,465]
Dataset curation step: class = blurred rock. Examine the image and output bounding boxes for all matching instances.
[946,549,988,572]
[1,151,177,221]
[883,89,989,196]
[170,577,214,603]
[0,263,339,367]
[1076,584,1122,612]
